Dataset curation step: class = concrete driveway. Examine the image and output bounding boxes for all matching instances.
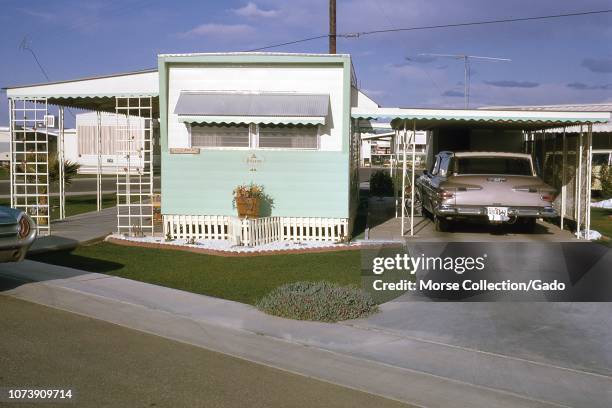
[368,209,576,242]
[351,301,612,377]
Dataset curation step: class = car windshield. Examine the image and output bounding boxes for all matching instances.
[455,157,532,176]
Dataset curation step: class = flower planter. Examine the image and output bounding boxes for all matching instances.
[236,197,260,218]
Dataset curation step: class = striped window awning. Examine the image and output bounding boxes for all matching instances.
[174,92,329,125]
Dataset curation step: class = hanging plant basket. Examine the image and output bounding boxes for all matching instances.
[235,197,260,218]
[233,183,265,219]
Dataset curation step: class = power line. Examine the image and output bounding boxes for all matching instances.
[248,9,612,52]
[247,34,329,52]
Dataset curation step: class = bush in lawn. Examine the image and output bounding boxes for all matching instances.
[256,281,378,322]
[599,164,612,199]
[369,170,394,197]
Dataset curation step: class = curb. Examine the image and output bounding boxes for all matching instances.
[28,235,111,255]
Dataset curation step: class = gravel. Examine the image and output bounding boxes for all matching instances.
[108,234,362,253]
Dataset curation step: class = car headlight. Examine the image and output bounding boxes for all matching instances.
[18,215,31,239]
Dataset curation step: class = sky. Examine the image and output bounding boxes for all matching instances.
[0,0,611,126]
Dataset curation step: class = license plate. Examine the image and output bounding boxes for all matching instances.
[487,206,508,221]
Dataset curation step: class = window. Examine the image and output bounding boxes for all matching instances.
[456,157,533,176]
[190,124,250,148]
[258,124,318,149]
[592,153,612,166]
[78,125,142,155]
[189,123,318,150]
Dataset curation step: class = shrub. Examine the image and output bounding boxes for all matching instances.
[369,170,394,197]
[599,164,612,199]
[256,281,378,322]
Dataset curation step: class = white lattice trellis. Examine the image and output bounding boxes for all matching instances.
[9,98,51,235]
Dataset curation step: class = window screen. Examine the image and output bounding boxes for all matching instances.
[258,125,318,149]
[191,124,250,148]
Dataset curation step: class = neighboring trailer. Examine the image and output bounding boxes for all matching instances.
[72,112,160,175]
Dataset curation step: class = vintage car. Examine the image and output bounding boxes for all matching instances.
[417,151,557,232]
[0,206,37,262]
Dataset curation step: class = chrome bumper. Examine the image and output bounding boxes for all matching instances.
[435,205,558,218]
[0,214,37,263]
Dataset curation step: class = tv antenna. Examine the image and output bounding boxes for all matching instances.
[19,36,50,81]
[419,53,511,108]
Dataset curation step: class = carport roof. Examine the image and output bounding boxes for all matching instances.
[351,107,610,130]
[4,69,159,114]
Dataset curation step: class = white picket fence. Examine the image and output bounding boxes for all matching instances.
[280,217,348,242]
[163,215,231,240]
[230,217,283,246]
[164,215,349,246]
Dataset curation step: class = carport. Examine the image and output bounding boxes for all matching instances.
[351,107,610,240]
[4,69,159,235]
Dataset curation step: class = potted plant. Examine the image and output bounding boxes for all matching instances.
[233,183,264,218]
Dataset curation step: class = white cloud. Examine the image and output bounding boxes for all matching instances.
[178,23,254,38]
[232,2,280,18]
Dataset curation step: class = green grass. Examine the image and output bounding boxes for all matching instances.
[591,207,612,239]
[0,194,115,220]
[29,242,362,305]
[0,167,9,180]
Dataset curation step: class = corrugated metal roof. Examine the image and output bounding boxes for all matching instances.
[546,123,612,133]
[174,92,329,117]
[159,52,350,58]
[3,68,157,90]
[351,107,610,130]
[179,116,326,126]
[482,103,612,112]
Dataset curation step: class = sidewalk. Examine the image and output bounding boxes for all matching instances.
[29,207,116,253]
[2,261,610,408]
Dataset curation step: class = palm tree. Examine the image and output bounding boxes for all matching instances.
[48,153,80,185]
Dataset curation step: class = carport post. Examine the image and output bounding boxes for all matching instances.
[561,127,567,231]
[576,125,583,238]
[96,111,102,212]
[8,99,14,209]
[410,120,416,236]
[58,107,65,220]
[585,124,593,237]
[393,129,398,218]
[401,122,407,236]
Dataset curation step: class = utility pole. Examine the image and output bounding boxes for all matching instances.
[329,0,336,54]
[419,53,511,108]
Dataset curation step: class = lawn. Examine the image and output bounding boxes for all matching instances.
[591,207,612,239]
[0,194,115,220]
[29,242,362,305]
[0,167,9,180]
